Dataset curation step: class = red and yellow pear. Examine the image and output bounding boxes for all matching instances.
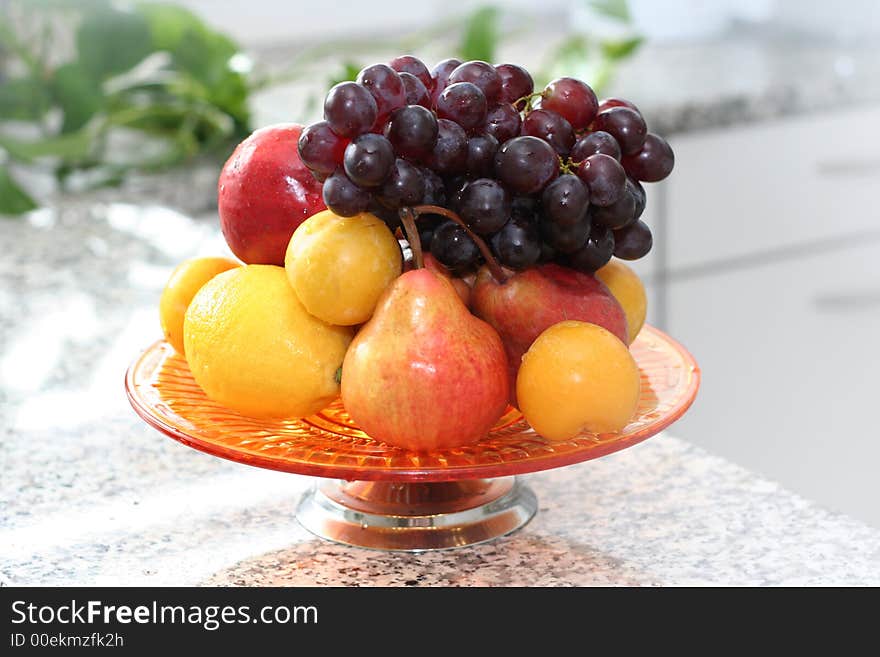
[341,266,509,451]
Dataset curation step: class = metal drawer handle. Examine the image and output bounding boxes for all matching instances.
[815,159,880,177]
[813,289,880,310]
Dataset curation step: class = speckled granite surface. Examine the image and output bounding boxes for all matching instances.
[255,30,880,138]
[2,202,880,586]
[606,35,880,135]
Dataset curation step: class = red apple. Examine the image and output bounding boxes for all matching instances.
[471,263,628,406]
[218,124,325,265]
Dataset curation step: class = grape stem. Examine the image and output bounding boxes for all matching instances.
[398,207,424,270]
[402,204,508,284]
[514,91,545,113]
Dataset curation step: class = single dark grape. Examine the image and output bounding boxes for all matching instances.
[430,58,462,105]
[484,103,522,143]
[630,177,646,220]
[511,195,539,217]
[323,82,378,138]
[445,175,469,210]
[622,133,675,182]
[298,121,348,177]
[323,170,370,216]
[389,55,432,89]
[569,222,614,273]
[418,215,442,250]
[465,133,499,178]
[384,105,438,161]
[431,221,480,274]
[431,59,462,85]
[541,174,589,227]
[598,97,640,115]
[448,60,502,103]
[458,178,511,235]
[343,133,395,188]
[540,211,591,253]
[613,219,652,260]
[521,108,575,156]
[436,82,487,133]
[496,63,533,110]
[491,214,541,270]
[427,119,468,175]
[356,64,406,124]
[576,153,626,207]
[421,167,447,207]
[591,182,636,229]
[539,240,558,263]
[494,136,559,195]
[570,130,621,162]
[379,158,425,208]
[592,107,647,156]
[541,77,598,131]
[399,72,431,108]
[369,199,402,232]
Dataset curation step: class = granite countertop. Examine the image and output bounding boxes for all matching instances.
[255,27,880,137]
[3,202,880,586]
[606,31,880,135]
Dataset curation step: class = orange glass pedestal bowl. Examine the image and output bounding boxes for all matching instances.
[125,324,699,551]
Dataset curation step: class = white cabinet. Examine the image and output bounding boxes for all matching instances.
[666,239,880,526]
[651,104,880,527]
[665,106,880,272]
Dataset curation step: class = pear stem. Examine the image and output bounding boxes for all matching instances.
[398,207,424,270]
[407,204,509,284]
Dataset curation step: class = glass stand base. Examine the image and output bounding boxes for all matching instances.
[296,477,537,552]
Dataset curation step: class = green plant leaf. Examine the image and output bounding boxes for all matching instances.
[137,2,249,125]
[600,36,643,60]
[0,165,38,215]
[0,130,93,163]
[76,5,154,79]
[538,35,591,89]
[459,6,499,63]
[135,3,203,52]
[50,62,103,132]
[586,0,631,22]
[328,61,362,87]
[0,77,49,120]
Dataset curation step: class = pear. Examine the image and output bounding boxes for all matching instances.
[341,268,509,451]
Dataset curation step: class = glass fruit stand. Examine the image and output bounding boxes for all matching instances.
[125,324,699,551]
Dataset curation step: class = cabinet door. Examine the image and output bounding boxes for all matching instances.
[666,240,880,527]
[666,106,880,271]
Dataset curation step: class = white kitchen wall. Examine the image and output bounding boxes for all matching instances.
[174,0,567,46]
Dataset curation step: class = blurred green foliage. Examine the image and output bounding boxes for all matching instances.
[460,7,500,62]
[0,1,640,216]
[0,0,251,214]
[536,0,642,90]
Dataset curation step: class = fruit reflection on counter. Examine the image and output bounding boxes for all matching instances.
[158,55,674,449]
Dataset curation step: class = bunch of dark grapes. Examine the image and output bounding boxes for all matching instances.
[298,57,674,275]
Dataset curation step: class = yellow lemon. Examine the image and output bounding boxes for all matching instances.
[595,259,648,344]
[183,265,354,418]
[285,210,402,325]
[159,256,240,354]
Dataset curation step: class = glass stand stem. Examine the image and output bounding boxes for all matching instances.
[296,476,537,552]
